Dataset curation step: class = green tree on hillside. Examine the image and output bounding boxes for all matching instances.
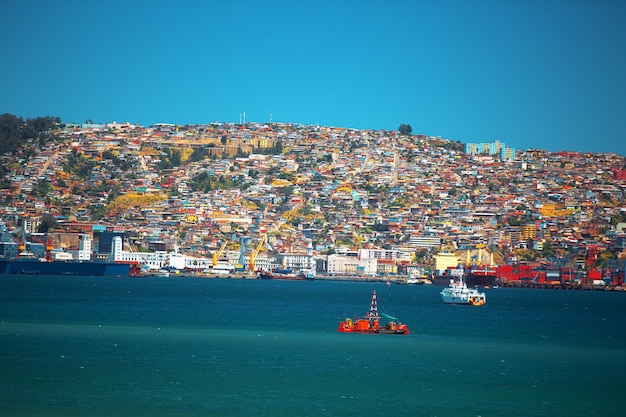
[0,113,61,154]
[398,124,412,135]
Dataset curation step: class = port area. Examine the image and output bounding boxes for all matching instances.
[138,272,626,291]
[313,274,401,283]
[141,271,404,283]
[499,280,626,291]
[142,271,259,279]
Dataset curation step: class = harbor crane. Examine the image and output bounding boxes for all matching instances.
[249,235,267,272]
[212,240,228,267]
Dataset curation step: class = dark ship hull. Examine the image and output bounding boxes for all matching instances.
[258,267,315,280]
[434,274,497,287]
[0,259,131,277]
[465,272,498,287]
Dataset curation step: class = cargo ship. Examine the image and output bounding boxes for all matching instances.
[338,290,409,335]
[0,258,134,277]
[465,266,498,287]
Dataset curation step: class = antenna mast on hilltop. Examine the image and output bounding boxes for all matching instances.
[392,151,399,185]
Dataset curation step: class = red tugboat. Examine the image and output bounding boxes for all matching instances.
[338,291,409,335]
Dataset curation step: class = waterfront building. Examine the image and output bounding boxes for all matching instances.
[326,253,377,276]
[47,232,92,261]
[377,258,398,276]
[272,252,315,272]
[167,253,213,271]
[271,241,316,273]
[95,226,125,255]
[358,248,402,261]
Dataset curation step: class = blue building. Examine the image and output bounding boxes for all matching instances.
[465,140,516,161]
[0,224,18,258]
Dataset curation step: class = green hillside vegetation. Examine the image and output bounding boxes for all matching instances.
[0,113,61,155]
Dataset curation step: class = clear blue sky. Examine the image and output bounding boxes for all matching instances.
[1,0,625,156]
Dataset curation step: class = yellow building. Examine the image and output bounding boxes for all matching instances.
[434,252,460,274]
[522,225,536,240]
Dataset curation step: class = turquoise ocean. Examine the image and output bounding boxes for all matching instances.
[1,275,625,417]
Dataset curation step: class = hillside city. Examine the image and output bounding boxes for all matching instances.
[1,118,626,284]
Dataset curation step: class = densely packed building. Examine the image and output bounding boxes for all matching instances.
[1,120,625,281]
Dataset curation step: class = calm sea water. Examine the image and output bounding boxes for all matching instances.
[1,275,625,417]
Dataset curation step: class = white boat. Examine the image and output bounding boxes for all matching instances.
[406,277,433,285]
[440,277,486,306]
[211,262,234,275]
